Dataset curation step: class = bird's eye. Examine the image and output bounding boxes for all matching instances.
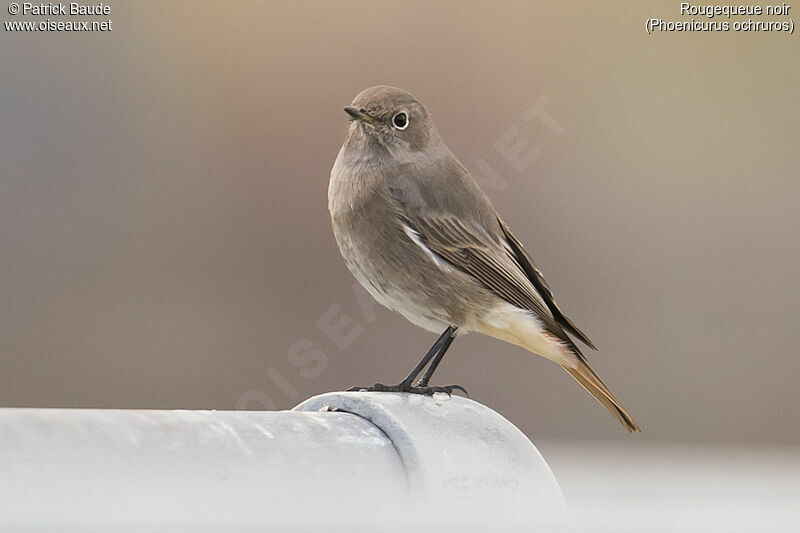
[392,112,408,130]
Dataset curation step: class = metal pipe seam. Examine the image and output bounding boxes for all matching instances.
[294,391,567,518]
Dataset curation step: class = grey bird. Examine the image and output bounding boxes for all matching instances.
[329,86,640,433]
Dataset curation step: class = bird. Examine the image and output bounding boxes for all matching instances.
[328,86,640,433]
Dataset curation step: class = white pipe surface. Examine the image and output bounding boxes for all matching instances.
[0,392,566,530]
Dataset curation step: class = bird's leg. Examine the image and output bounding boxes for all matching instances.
[347,326,466,396]
[397,326,457,389]
[414,327,457,388]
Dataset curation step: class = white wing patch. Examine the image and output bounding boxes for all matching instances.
[403,224,453,272]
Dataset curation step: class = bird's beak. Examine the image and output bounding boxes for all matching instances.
[344,106,375,123]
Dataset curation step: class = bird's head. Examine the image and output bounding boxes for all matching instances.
[342,86,441,156]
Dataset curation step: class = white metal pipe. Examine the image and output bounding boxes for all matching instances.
[0,392,566,530]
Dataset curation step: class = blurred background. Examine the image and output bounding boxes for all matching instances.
[1,0,798,452]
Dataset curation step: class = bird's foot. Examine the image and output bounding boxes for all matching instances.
[347,382,468,397]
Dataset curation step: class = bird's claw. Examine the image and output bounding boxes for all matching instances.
[420,384,469,397]
[347,382,468,397]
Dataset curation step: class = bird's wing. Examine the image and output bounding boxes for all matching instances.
[384,162,593,349]
[497,217,597,350]
[398,210,568,342]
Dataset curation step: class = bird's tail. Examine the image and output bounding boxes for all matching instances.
[562,359,641,433]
